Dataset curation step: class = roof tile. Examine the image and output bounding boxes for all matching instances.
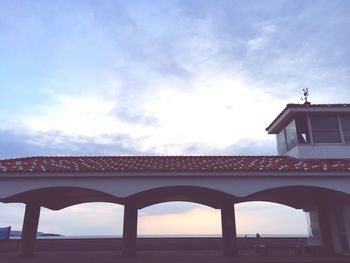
[0,156,349,174]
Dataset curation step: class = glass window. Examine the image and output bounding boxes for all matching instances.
[285,120,297,150]
[310,115,339,129]
[295,115,310,144]
[340,116,350,143]
[310,115,341,143]
[277,129,287,154]
[312,131,342,143]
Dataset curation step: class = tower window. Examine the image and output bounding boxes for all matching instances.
[310,115,341,143]
[340,116,350,143]
[295,115,310,144]
[276,129,287,154]
[285,120,297,150]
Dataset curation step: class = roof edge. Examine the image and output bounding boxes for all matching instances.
[266,103,350,134]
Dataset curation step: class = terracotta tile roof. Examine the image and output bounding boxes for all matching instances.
[266,103,350,133]
[0,156,350,174]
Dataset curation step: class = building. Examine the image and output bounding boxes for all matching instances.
[0,103,350,257]
[266,103,350,253]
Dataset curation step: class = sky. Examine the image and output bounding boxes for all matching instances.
[0,0,349,236]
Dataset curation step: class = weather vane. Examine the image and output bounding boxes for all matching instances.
[301,88,311,105]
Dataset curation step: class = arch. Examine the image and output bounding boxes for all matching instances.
[126,186,237,209]
[1,187,123,210]
[138,202,222,236]
[241,185,350,209]
[234,200,309,236]
[38,202,124,236]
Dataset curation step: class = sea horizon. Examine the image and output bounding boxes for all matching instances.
[18,233,308,240]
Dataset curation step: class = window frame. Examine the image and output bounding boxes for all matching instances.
[339,115,350,144]
[275,113,350,154]
[309,114,342,144]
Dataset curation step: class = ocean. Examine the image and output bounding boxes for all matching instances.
[28,234,309,239]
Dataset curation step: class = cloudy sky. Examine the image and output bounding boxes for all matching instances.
[0,0,349,236]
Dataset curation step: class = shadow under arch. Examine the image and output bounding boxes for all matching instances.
[127,185,237,209]
[240,185,350,209]
[1,187,123,210]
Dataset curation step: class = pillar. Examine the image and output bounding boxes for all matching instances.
[19,203,41,257]
[331,205,349,253]
[221,203,238,256]
[318,200,334,255]
[122,203,138,256]
[341,204,350,252]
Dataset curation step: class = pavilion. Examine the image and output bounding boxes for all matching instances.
[1,103,350,257]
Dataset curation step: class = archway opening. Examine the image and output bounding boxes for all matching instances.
[1,201,311,239]
[0,202,25,237]
[137,201,309,238]
[235,201,308,237]
[38,202,124,237]
[138,202,221,237]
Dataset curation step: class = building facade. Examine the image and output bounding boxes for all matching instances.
[0,103,350,257]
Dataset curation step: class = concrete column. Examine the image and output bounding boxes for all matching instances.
[342,204,350,252]
[330,205,349,253]
[221,203,238,256]
[19,203,41,257]
[318,200,334,255]
[122,203,138,256]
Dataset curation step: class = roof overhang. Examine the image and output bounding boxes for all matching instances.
[266,104,350,134]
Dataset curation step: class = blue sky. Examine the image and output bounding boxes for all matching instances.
[0,0,349,236]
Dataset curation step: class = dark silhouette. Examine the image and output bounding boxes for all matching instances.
[301,88,311,105]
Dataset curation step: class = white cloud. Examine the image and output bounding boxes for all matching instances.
[4,0,348,155]
[142,76,281,152]
[247,37,267,50]
[246,21,277,51]
[20,73,285,155]
[24,95,120,137]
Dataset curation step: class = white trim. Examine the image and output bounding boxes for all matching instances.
[1,170,349,178]
[1,175,350,201]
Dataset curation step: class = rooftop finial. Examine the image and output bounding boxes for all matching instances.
[301,88,311,105]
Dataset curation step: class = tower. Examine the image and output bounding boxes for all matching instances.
[266,103,350,159]
[266,102,350,254]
